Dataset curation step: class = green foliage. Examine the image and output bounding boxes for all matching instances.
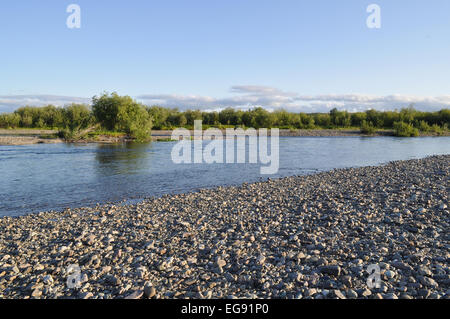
[330,108,351,127]
[429,124,446,135]
[202,111,220,126]
[251,107,273,128]
[0,113,21,128]
[417,120,431,132]
[360,120,376,135]
[394,121,419,137]
[92,92,128,130]
[219,108,243,126]
[13,105,65,128]
[167,112,187,127]
[57,104,93,140]
[365,109,384,127]
[147,106,171,130]
[62,104,92,131]
[1,93,449,140]
[117,101,152,141]
[350,112,367,127]
[92,92,152,141]
[313,113,331,128]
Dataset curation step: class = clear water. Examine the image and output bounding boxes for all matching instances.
[0,136,449,217]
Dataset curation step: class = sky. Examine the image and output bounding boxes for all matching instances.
[1,0,450,113]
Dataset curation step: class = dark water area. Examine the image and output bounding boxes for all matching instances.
[1,136,449,217]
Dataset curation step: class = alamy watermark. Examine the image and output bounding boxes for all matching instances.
[171,121,279,175]
[366,4,381,29]
[366,264,381,289]
[66,264,82,289]
[64,4,379,30]
[66,4,81,29]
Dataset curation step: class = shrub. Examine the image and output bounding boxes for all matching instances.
[360,120,376,135]
[58,104,93,140]
[0,113,21,128]
[92,92,152,141]
[429,124,444,135]
[393,121,419,137]
[117,102,152,141]
[417,120,431,132]
[92,92,127,131]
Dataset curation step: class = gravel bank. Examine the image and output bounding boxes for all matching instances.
[0,136,63,145]
[0,156,449,299]
[151,129,450,140]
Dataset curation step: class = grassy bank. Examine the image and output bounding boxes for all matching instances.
[0,93,449,141]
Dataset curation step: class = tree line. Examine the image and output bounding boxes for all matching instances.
[0,92,449,139]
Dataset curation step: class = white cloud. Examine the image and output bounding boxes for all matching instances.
[1,88,449,114]
[0,95,90,113]
[138,87,450,112]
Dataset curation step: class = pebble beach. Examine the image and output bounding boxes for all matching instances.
[0,155,448,299]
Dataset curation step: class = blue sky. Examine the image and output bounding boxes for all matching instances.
[1,0,450,112]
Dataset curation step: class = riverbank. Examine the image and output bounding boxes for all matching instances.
[0,155,448,299]
[151,128,449,140]
[1,128,449,145]
[0,129,62,145]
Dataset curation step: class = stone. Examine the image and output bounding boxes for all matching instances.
[341,276,352,287]
[79,292,93,299]
[361,288,372,297]
[43,275,54,285]
[346,289,358,299]
[31,289,42,298]
[334,290,346,299]
[419,276,439,288]
[385,270,396,279]
[257,255,266,265]
[33,264,45,271]
[106,275,121,286]
[384,293,398,300]
[144,282,156,299]
[216,258,226,268]
[125,290,144,299]
[319,265,341,276]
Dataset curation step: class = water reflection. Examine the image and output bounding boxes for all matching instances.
[94,142,151,175]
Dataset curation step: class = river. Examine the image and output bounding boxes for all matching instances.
[1,136,449,216]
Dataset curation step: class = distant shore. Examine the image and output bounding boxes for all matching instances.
[0,155,448,299]
[1,128,449,145]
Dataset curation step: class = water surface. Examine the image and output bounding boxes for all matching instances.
[1,136,449,217]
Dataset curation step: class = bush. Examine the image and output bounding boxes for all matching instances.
[62,104,92,131]
[0,113,21,128]
[429,124,445,135]
[417,120,431,132]
[394,121,419,137]
[58,104,93,140]
[92,92,152,141]
[117,102,152,141]
[92,92,127,130]
[360,120,376,135]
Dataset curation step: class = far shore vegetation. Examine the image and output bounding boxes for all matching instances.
[0,92,449,140]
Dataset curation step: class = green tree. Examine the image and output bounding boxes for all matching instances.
[360,120,376,135]
[147,106,171,129]
[251,107,274,128]
[92,92,152,140]
[393,121,419,137]
[117,101,152,141]
[58,104,93,139]
[184,110,202,126]
[0,113,21,128]
[92,92,128,131]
